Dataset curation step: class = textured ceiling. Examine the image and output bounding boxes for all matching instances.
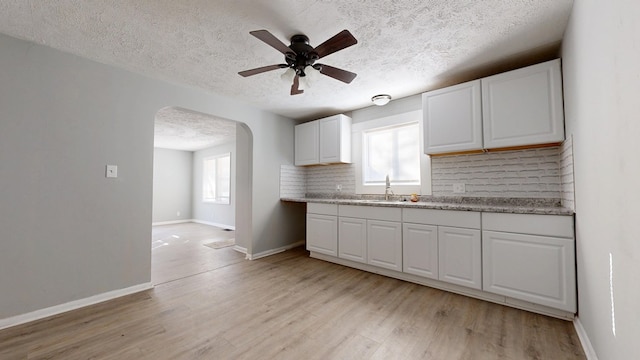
[154,107,236,151]
[0,0,573,122]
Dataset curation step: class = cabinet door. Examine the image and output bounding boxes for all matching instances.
[306,214,337,256]
[338,217,367,263]
[319,115,351,164]
[423,80,482,154]
[367,220,402,271]
[403,223,438,279]
[295,121,319,166]
[438,226,482,289]
[482,59,564,149]
[483,231,576,312]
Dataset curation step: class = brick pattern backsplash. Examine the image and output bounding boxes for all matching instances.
[560,135,575,210]
[430,147,562,198]
[307,164,356,194]
[280,145,575,204]
[279,165,306,198]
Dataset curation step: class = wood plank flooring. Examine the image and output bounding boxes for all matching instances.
[0,223,586,359]
[151,222,242,285]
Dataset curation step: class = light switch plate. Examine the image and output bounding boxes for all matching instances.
[106,165,118,178]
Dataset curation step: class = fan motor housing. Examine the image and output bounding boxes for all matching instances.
[287,34,319,76]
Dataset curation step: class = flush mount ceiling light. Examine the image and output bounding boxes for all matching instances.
[371,94,392,106]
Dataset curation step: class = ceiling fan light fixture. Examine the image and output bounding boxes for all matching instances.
[298,75,311,91]
[371,94,392,106]
[280,68,295,83]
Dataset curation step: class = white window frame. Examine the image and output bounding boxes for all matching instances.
[353,110,431,195]
[202,152,231,204]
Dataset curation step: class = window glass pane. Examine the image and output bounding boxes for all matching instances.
[217,155,231,199]
[202,153,231,203]
[203,158,216,201]
[363,123,420,186]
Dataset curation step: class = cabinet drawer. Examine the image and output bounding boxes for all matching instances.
[308,203,338,216]
[403,208,480,229]
[482,212,573,238]
[339,205,401,221]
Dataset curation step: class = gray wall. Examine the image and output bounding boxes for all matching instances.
[152,148,193,223]
[562,1,640,358]
[0,33,300,321]
[192,142,236,229]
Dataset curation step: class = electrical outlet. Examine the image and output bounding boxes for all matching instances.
[335,184,342,192]
[453,183,466,193]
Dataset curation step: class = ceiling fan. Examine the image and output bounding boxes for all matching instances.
[238,29,358,95]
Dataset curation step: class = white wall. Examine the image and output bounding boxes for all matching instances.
[192,142,235,229]
[0,33,301,323]
[152,148,193,223]
[562,1,640,358]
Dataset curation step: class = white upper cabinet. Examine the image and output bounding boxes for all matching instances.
[319,114,351,164]
[423,80,483,154]
[422,59,565,155]
[482,59,565,149]
[294,121,319,165]
[295,114,351,166]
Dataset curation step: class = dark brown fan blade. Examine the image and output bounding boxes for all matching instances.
[314,30,357,59]
[238,64,287,77]
[318,64,357,84]
[290,74,304,95]
[250,30,292,55]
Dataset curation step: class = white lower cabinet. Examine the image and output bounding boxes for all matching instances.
[338,217,367,263]
[482,212,576,312]
[402,223,438,279]
[438,226,482,290]
[367,220,403,271]
[337,205,402,269]
[307,204,576,316]
[306,203,338,256]
[402,209,482,289]
[306,213,338,256]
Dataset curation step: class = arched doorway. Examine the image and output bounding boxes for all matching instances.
[150,106,253,284]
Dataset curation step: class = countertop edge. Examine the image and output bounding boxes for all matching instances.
[280,197,575,216]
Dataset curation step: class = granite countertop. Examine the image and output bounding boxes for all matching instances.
[280,194,574,216]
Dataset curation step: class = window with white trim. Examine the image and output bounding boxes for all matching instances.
[354,110,431,195]
[203,153,231,204]
[363,122,421,187]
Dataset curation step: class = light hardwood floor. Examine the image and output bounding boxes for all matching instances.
[0,223,586,359]
[151,222,242,285]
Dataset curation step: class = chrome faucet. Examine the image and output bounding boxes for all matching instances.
[385,174,394,201]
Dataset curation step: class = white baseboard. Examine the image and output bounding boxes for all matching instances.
[0,282,153,331]
[574,317,598,360]
[191,219,236,230]
[152,219,193,226]
[246,241,304,260]
[233,245,248,255]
